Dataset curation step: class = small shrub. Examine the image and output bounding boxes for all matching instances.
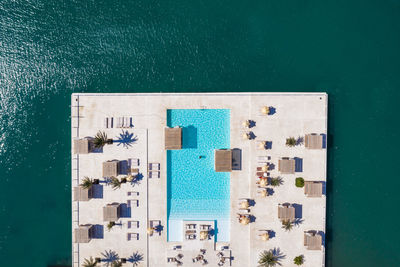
[294,255,304,265]
[295,177,304,188]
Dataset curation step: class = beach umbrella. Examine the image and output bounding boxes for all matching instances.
[242,133,250,140]
[126,175,134,182]
[261,106,270,115]
[242,120,250,128]
[240,216,250,225]
[261,189,268,197]
[200,231,208,240]
[262,165,269,172]
[261,232,269,241]
[259,179,268,187]
[240,201,249,209]
[258,142,266,149]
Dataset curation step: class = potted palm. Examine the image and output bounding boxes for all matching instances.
[82,257,97,267]
[269,177,283,187]
[294,255,304,265]
[93,131,113,148]
[258,250,279,267]
[285,137,296,147]
[80,177,94,189]
[281,220,293,231]
[107,221,116,231]
[110,177,122,190]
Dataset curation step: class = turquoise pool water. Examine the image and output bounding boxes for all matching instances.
[167,109,230,242]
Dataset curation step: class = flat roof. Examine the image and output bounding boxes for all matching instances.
[73,186,92,201]
[73,138,92,154]
[278,205,295,221]
[305,181,323,197]
[305,134,323,149]
[165,127,182,150]
[215,149,232,172]
[304,232,322,250]
[278,158,295,174]
[103,203,121,221]
[74,225,93,243]
[102,160,119,177]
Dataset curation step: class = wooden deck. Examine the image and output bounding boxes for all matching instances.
[215,149,232,172]
[165,127,182,150]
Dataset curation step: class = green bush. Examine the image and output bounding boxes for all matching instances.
[295,177,304,188]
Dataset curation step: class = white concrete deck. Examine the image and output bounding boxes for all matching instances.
[71,93,327,267]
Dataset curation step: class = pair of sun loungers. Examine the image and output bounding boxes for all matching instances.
[148,163,160,178]
[104,117,133,128]
[127,232,139,241]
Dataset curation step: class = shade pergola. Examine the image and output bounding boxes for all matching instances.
[305,134,323,149]
[74,224,94,243]
[304,181,323,197]
[103,160,120,177]
[73,186,93,201]
[165,127,182,150]
[278,158,295,174]
[103,203,121,221]
[304,232,322,250]
[278,204,295,222]
[215,149,232,172]
[73,138,93,154]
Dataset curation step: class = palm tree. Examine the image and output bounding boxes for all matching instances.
[107,221,116,231]
[270,177,283,187]
[80,176,94,189]
[286,137,296,147]
[110,177,121,190]
[101,250,119,267]
[282,220,293,231]
[258,250,280,267]
[128,251,144,266]
[82,257,97,267]
[294,255,304,265]
[94,131,113,148]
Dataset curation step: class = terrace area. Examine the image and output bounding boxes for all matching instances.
[71,93,327,267]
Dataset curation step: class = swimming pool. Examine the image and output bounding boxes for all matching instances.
[167,109,230,242]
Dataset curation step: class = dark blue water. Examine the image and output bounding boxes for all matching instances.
[1,0,400,266]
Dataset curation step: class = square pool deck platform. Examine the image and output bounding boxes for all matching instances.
[71,92,327,267]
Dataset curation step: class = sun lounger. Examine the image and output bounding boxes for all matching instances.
[185,234,196,240]
[127,221,139,229]
[127,191,139,196]
[104,117,109,128]
[148,163,160,170]
[167,257,176,263]
[127,233,139,241]
[150,220,161,228]
[200,225,211,230]
[129,158,139,167]
[127,199,139,208]
[148,171,160,178]
[257,156,270,163]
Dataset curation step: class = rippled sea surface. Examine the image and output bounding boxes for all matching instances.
[1,0,400,266]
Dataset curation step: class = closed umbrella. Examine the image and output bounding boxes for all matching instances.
[240,216,250,225]
[200,231,208,240]
[261,106,270,115]
[240,201,249,209]
[261,232,269,241]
